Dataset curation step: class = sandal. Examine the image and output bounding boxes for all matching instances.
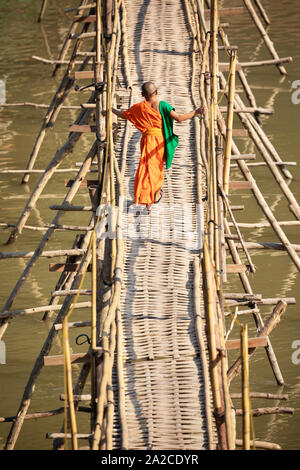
[154,189,163,204]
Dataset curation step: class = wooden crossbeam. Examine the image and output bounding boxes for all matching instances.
[220,106,273,115]
[44,352,92,366]
[49,204,93,212]
[226,264,250,274]
[204,7,244,18]
[74,14,96,23]
[74,71,95,79]
[65,179,99,187]
[219,58,291,72]
[49,263,92,273]
[70,31,96,40]
[60,394,92,401]
[69,124,96,133]
[46,433,92,439]
[225,337,268,350]
[54,321,91,331]
[229,181,253,190]
[219,63,242,72]
[65,3,96,12]
[231,129,248,137]
[231,154,256,161]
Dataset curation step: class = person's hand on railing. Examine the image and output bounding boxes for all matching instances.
[195,106,206,116]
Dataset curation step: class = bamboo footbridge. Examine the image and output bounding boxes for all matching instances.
[0,0,298,451]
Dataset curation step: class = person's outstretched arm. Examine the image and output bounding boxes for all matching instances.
[170,106,206,123]
[111,108,127,119]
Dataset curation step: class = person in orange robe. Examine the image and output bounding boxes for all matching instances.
[112,82,205,212]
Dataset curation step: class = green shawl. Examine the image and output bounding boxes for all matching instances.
[159,100,179,169]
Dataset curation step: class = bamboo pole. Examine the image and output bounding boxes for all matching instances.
[243,0,287,75]
[221,106,274,115]
[216,108,300,271]
[226,297,295,307]
[21,19,93,185]
[228,301,287,384]
[106,314,117,450]
[91,234,97,350]
[31,56,90,65]
[0,302,92,320]
[0,143,97,340]
[238,57,292,68]
[43,232,93,322]
[236,407,294,417]
[4,233,93,449]
[219,185,255,273]
[236,439,281,450]
[235,242,300,252]
[54,355,93,450]
[53,0,91,76]
[253,0,270,25]
[230,161,296,168]
[6,94,96,245]
[65,4,96,13]
[223,51,236,196]
[0,102,81,109]
[193,259,216,450]
[38,0,48,22]
[229,221,300,229]
[224,218,284,386]
[202,245,222,419]
[62,320,78,450]
[116,306,128,449]
[231,392,288,401]
[0,249,86,259]
[92,142,124,451]
[241,324,250,450]
[228,91,300,218]
[218,27,293,178]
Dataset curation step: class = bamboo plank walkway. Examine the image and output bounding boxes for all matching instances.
[0,0,297,451]
[112,0,214,449]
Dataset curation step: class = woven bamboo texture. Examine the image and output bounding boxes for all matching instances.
[112,0,215,450]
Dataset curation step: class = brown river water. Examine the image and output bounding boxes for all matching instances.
[0,0,299,450]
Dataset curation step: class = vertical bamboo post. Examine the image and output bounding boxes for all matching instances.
[210,0,220,278]
[62,319,78,450]
[223,51,236,196]
[116,307,128,449]
[105,0,113,48]
[203,243,222,413]
[216,302,235,450]
[241,324,250,450]
[210,0,218,112]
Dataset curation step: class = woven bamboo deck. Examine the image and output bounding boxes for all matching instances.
[113,0,214,450]
[0,0,297,451]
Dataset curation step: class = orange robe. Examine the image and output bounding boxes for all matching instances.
[122,101,165,205]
